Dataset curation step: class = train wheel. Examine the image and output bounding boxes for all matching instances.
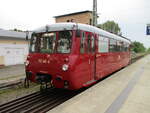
[40,83,45,92]
[24,77,30,88]
[40,82,53,92]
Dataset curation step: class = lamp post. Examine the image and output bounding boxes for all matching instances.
[92,0,97,26]
[26,30,29,40]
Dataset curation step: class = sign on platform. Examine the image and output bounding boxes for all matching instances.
[146,24,150,35]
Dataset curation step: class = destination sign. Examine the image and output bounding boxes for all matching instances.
[146,24,150,35]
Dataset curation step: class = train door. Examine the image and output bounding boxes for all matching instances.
[96,36,109,78]
[79,31,91,84]
[87,33,96,80]
[80,32,96,86]
[90,34,96,80]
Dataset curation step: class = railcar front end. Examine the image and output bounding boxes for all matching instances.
[25,29,82,90]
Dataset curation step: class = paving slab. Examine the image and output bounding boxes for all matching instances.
[48,55,150,113]
[118,56,150,113]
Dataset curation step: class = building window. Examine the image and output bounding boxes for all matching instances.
[71,19,74,22]
[90,19,92,25]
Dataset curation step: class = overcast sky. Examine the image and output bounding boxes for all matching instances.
[0,0,150,48]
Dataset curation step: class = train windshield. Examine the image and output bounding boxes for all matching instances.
[30,31,72,53]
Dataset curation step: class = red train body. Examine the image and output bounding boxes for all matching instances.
[25,23,131,90]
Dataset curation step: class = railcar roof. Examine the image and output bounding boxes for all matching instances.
[34,23,131,44]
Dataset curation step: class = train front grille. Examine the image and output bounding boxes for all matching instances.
[36,73,51,83]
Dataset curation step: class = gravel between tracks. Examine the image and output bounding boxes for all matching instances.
[0,83,40,105]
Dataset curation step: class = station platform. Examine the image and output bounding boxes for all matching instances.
[48,54,150,113]
[0,64,25,87]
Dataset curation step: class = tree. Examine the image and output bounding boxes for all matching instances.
[147,48,150,53]
[97,20,121,35]
[11,28,23,32]
[132,41,146,53]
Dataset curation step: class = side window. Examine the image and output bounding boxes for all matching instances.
[57,31,72,53]
[41,33,56,53]
[125,43,129,52]
[128,44,130,51]
[123,42,127,52]
[80,32,86,53]
[116,41,120,52]
[87,34,91,53]
[109,39,116,52]
[120,41,124,51]
[30,35,36,52]
[116,41,123,52]
[122,42,125,52]
[81,32,95,53]
[35,35,41,52]
[91,35,95,53]
[98,36,109,53]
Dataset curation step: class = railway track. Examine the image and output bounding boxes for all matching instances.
[0,81,22,91]
[0,54,147,113]
[131,53,146,64]
[0,88,79,113]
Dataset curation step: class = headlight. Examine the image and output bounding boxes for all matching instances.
[62,64,69,71]
[25,60,30,66]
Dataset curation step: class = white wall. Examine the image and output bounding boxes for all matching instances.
[0,43,29,66]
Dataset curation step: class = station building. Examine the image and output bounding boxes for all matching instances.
[54,10,93,25]
[0,29,29,66]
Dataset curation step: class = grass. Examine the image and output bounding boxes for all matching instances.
[0,82,40,104]
[0,82,39,94]
[0,74,25,80]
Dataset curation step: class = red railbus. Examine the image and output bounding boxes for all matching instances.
[25,23,131,90]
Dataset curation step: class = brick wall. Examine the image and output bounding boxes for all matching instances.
[55,12,92,25]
